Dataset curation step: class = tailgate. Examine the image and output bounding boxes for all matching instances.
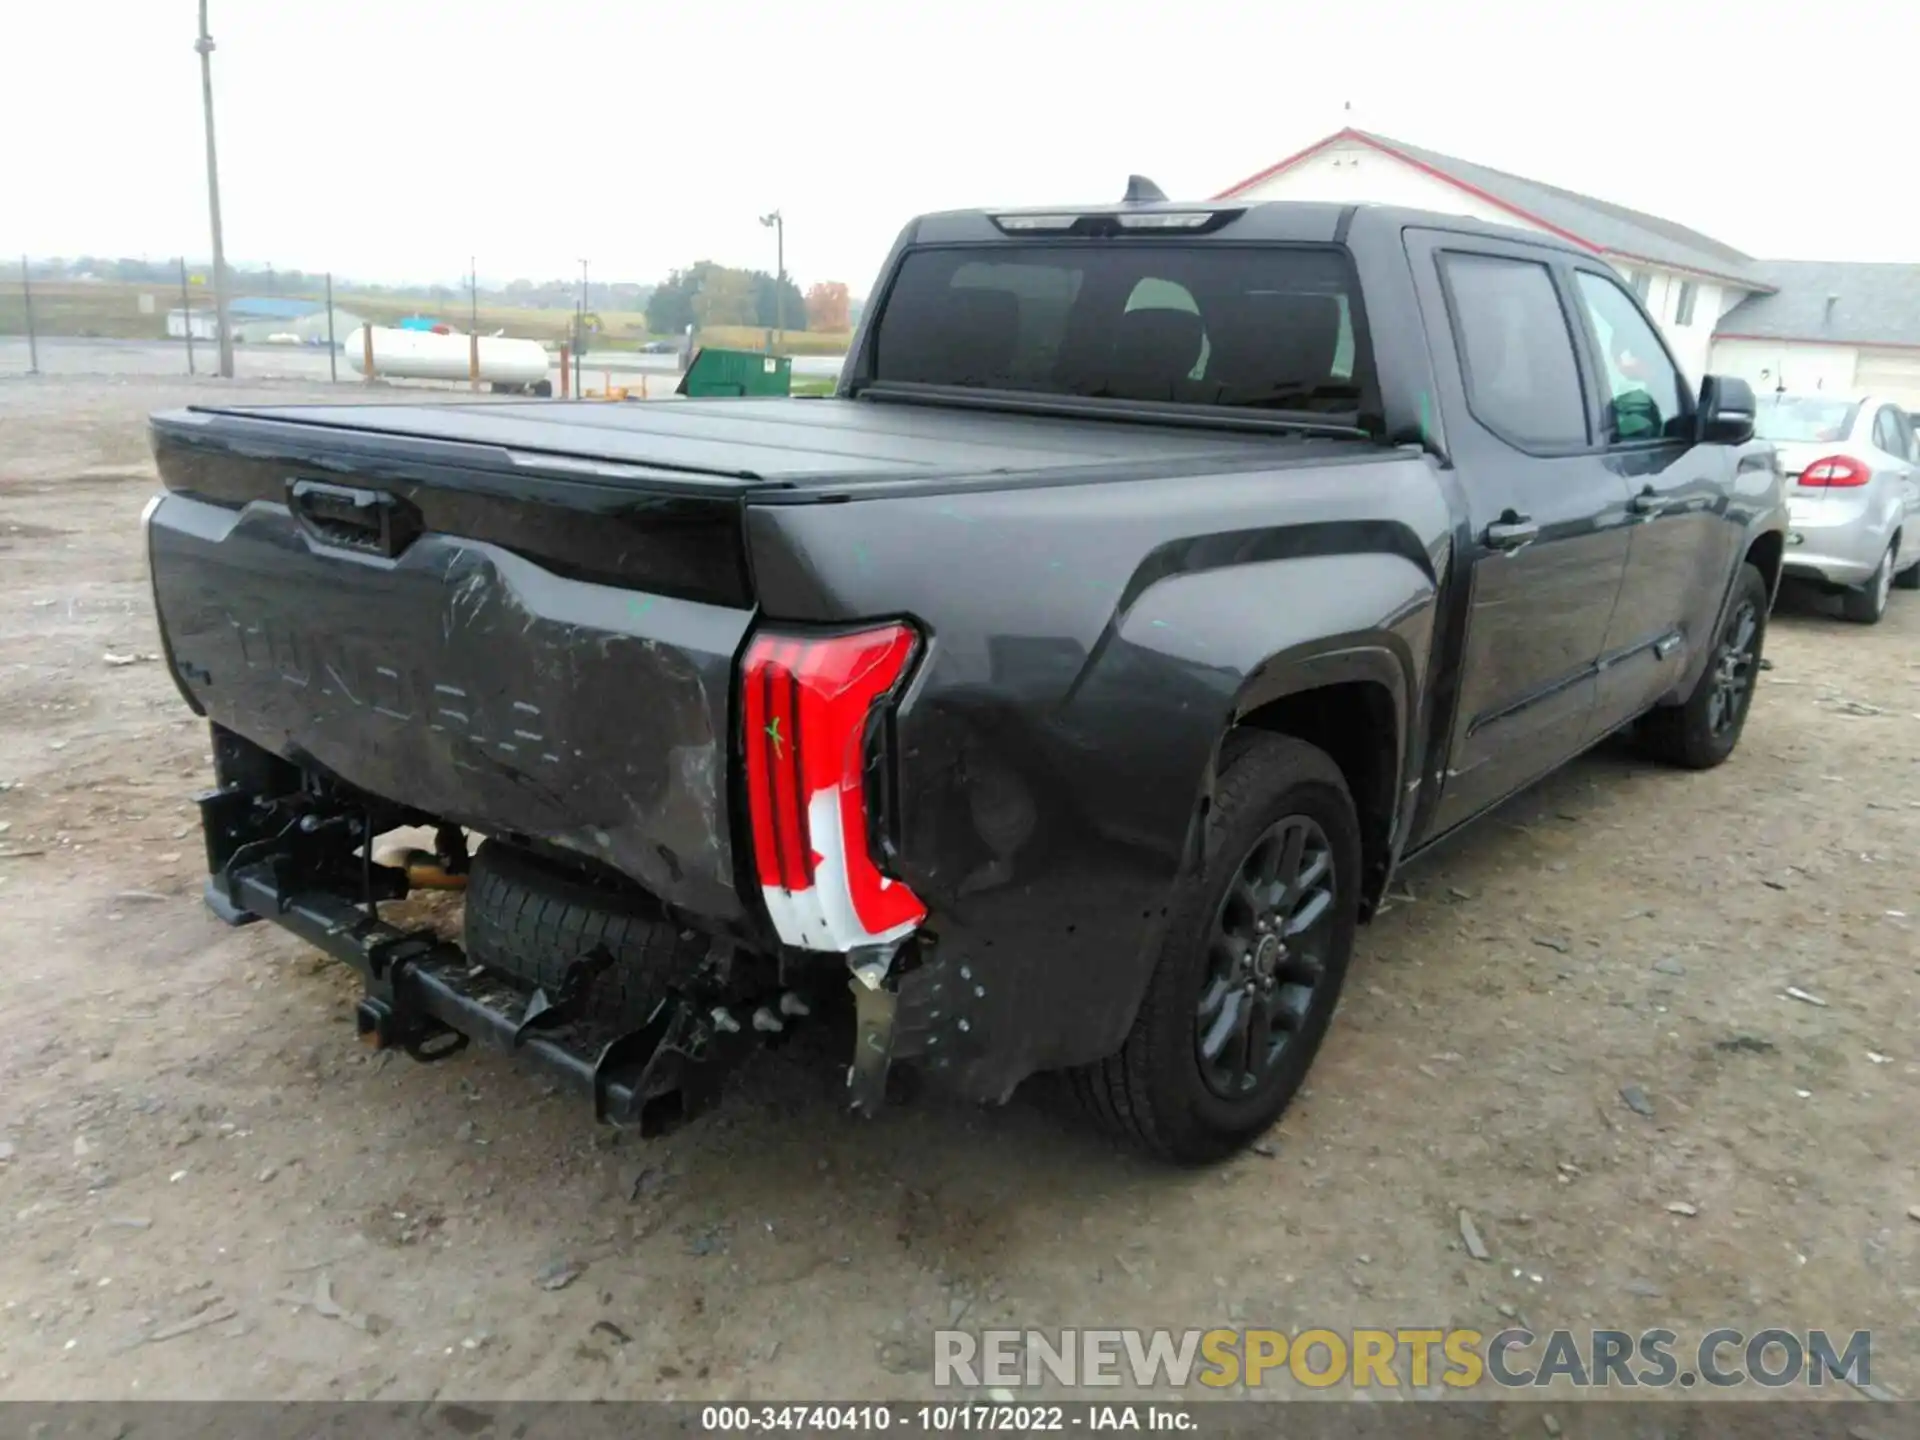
[145,410,758,922]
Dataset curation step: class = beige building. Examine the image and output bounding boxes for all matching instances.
[1216,129,1920,403]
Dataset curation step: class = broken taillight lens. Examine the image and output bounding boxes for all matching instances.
[741,623,926,951]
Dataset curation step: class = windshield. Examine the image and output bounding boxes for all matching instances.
[1753,393,1859,444]
[868,244,1371,423]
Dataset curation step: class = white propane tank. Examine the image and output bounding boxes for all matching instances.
[343,326,551,388]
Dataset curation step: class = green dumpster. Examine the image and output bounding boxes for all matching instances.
[676,347,792,398]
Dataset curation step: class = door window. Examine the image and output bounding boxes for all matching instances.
[1574,271,1687,443]
[1441,254,1589,450]
[1871,405,1908,459]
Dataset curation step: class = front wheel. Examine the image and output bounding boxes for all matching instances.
[1841,545,1894,623]
[1069,732,1360,1164]
[1637,562,1768,769]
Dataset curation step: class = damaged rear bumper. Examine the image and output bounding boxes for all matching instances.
[208,839,1048,1126]
[209,860,753,1134]
[196,747,760,1136]
[191,726,1096,1131]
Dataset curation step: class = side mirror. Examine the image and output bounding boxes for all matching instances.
[1697,374,1756,445]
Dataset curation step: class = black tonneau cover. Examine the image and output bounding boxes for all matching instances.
[185,396,1314,490]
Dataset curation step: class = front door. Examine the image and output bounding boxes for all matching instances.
[1404,233,1636,836]
[1570,267,1739,732]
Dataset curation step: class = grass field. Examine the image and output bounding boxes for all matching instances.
[0,281,177,342]
[0,280,652,344]
[0,280,852,357]
[695,325,852,357]
[343,293,656,343]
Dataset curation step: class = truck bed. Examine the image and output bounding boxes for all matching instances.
[144,396,1370,947]
[168,396,1331,494]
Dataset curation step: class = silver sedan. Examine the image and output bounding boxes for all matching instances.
[1762,392,1920,623]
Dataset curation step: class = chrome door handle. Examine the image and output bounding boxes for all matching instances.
[1484,512,1539,552]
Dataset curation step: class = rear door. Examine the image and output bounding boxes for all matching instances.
[1869,404,1920,536]
[1406,231,1635,835]
[1567,266,1741,732]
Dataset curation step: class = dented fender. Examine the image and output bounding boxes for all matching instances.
[745,455,1454,1097]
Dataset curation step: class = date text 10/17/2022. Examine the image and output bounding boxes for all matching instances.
[699,1405,1196,1432]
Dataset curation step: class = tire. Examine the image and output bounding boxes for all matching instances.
[1068,732,1361,1165]
[1637,563,1768,770]
[463,843,707,1029]
[1841,545,1894,624]
[1894,553,1920,591]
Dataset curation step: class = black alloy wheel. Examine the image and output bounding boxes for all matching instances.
[1196,816,1338,1099]
[1705,595,1759,742]
[1637,562,1769,770]
[1070,731,1361,1164]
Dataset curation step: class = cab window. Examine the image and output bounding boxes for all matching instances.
[1574,271,1687,443]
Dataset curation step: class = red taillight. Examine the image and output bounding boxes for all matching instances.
[741,623,926,951]
[1798,455,1870,488]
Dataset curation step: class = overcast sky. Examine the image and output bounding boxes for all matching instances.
[6,0,1914,292]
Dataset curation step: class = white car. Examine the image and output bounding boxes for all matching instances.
[1760,392,1920,623]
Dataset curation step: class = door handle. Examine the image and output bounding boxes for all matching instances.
[1628,487,1667,517]
[1484,511,1539,552]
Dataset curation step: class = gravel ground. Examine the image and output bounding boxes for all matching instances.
[1,375,1916,1403]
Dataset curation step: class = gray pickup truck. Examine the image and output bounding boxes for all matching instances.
[143,187,1787,1163]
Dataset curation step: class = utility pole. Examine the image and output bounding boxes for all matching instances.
[20,257,39,376]
[468,256,480,391]
[178,257,196,375]
[324,270,337,383]
[196,0,235,378]
[759,210,785,351]
[576,258,589,397]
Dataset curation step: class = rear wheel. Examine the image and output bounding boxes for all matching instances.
[1841,545,1894,623]
[1638,563,1768,769]
[1069,732,1359,1164]
[1894,550,1920,591]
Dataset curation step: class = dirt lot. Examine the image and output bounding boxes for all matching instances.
[1,376,1916,1403]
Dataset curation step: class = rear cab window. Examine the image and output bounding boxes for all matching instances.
[868,244,1373,425]
[1753,394,1860,444]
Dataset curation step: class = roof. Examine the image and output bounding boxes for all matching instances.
[913,199,1591,260]
[229,296,321,319]
[1714,261,1920,349]
[1215,129,1764,289]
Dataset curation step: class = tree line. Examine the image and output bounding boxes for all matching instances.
[23,256,859,332]
[645,263,854,335]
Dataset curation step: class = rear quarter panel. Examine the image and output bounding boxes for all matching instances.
[746,451,1454,1091]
